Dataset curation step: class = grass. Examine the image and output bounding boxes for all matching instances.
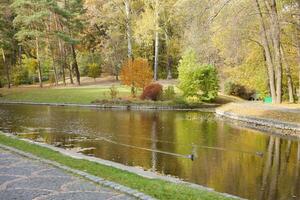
[0,133,233,200]
[0,86,237,109]
[0,86,215,108]
[0,86,133,104]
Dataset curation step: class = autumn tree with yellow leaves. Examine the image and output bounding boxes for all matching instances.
[120,58,153,97]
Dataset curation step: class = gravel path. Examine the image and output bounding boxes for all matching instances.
[0,149,135,200]
[236,102,300,113]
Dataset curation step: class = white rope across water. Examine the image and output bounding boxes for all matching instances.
[91,136,263,160]
[96,137,194,159]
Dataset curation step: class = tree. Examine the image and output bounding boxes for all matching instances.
[153,0,160,80]
[12,0,51,88]
[125,0,133,58]
[120,58,153,97]
[87,63,101,81]
[0,0,17,88]
[178,50,219,101]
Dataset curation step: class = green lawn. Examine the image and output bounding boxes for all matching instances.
[0,86,235,108]
[0,86,133,104]
[0,133,234,200]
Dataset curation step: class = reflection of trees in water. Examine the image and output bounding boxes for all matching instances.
[148,112,177,173]
[260,137,300,200]
[292,142,300,198]
[268,137,280,200]
[259,136,275,200]
[151,113,158,171]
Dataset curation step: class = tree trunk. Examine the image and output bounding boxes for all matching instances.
[280,46,294,103]
[165,32,172,80]
[35,38,43,88]
[52,60,59,86]
[153,0,159,81]
[111,60,119,81]
[125,0,133,59]
[46,19,58,86]
[49,44,59,86]
[1,49,10,88]
[167,56,173,80]
[69,66,74,84]
[71,44,80,85]
[268,0,283,104]
[55,13,66,86]
[254,0,276,102]
[62,62,66,86]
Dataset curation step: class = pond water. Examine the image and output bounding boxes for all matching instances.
[0,104,299,200]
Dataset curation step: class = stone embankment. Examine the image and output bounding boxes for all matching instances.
[216,102,300,135]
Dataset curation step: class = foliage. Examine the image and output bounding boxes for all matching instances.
[11,66,29,86]
[0,0,299,104]
[178,50,198,97]
[224,81,255,100]
[178,50,219,102]
[221,44,269,98]
[163,86,176,100]
[87,63,101,80]
[120,58,153,97]
[78,52,102,76]
[140,83,163,101]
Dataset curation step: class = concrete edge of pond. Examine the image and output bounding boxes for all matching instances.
[216,109,300,135]
[0,132,244,200]
[0,101,216,112]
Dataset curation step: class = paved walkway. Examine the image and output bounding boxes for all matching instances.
[0,149,135,200]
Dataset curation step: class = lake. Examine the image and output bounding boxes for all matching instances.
[0,104,299,200]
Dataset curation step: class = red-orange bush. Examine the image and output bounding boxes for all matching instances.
[120,58,153,97]
[140,83,163,101]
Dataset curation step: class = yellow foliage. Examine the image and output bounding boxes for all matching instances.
[120,58,153,89]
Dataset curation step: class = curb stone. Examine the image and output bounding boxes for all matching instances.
[0,144,156,200]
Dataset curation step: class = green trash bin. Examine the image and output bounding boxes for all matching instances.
[264,97,272,103]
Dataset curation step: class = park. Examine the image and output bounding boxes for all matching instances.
[0,0,299,200]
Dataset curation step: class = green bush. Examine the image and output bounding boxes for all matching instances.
[11,66,30,86]
[178,50,219,102]
[163,86,176,100]
[87,63,101,81]
[78,52,102,76]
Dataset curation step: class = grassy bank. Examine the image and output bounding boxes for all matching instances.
[0,86,239,109]
[0,133,233,200]
[0,87,214,108]
[0,87,133,104]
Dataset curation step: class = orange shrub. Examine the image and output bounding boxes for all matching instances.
[140,83,163,101]
[120,58,153,95]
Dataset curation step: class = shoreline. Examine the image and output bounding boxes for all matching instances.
[216,103,300,136]
[1,101,300,136]
[0,101,217,112]
[0,132,241,200]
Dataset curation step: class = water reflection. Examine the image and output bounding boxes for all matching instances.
[0,104,299,200]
